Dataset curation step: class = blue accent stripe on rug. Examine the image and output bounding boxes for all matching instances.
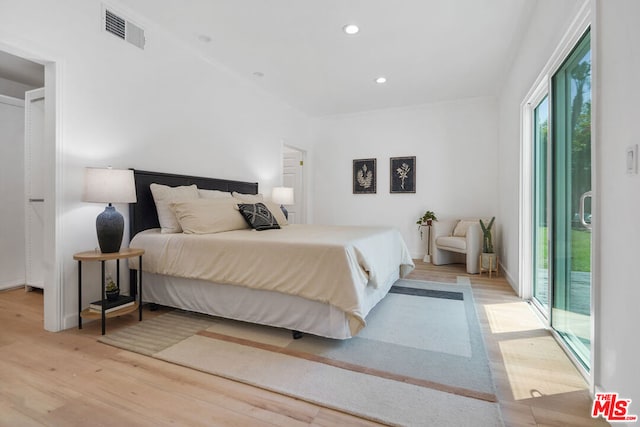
[390,285,463,300]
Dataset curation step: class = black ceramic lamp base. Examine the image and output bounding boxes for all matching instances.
[96,204,124,253]
[280,205,289,220]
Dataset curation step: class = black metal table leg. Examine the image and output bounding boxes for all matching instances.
[116,258,120,290]
[101,260,106,335]
[138,256,143,321]
[78,261,82,329]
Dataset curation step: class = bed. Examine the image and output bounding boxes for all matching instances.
[128,169,414,339]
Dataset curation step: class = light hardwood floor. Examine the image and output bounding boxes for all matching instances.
[0,261,609,426]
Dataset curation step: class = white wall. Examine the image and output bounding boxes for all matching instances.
[496,0,584,285]
[312,97,499,258]
[594,0,640,408]
[0,0,312,329]
[0,96,25,289]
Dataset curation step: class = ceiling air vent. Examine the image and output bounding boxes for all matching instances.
[103,7,146,50]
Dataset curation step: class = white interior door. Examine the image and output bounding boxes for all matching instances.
[0,95,26,290]
[24,88,45,290]
[282,147,304,224]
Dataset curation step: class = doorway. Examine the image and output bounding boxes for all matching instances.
[0,52,44,291]
[0,46,60,331]
[282,145,305,224]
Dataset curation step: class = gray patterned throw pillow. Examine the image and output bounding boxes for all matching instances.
[237,203,281,231]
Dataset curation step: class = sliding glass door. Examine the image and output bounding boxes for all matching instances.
[532,29,591,371]
[551,30,592,370]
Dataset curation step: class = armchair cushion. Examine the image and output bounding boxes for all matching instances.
[431,219,458,238]
[436,236,467,251]
[453,220,477,237]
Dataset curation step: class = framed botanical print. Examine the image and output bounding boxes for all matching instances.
[353,158,377,194]
[390,156,416,193]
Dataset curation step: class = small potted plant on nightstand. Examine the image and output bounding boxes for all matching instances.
[105,276,119,301]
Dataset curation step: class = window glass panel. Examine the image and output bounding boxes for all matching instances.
[551,29,591,371]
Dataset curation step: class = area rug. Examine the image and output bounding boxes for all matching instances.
[99,279,502,426]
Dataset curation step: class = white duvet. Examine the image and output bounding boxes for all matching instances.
[129,224,414,336]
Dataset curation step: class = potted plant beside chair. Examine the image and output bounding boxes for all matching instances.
[416,210,437,233]
[479,217,498,276]
[417,210,437,262]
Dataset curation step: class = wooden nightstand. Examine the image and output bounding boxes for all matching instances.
[74,248,144,335]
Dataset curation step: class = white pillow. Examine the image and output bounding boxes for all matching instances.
[453,220,477,237]
[150,183,199,233]
[232,192,288,226]
[198,188,233,199]
[171,198,249,234]
[231,192,264,203]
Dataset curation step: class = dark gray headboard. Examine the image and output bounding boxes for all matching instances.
[128,169,259,238]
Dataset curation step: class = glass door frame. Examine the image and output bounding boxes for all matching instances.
[532,93,551,318]
[519,4,595,386]
[521,81,552,319]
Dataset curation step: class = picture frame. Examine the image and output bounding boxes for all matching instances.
[390,156,416,193]
[353,158,377,194]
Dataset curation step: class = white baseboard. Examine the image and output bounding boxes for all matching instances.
[63,313,80,331]
[499,263,518,293]
[0,279,25,291]
[63,312,100,331]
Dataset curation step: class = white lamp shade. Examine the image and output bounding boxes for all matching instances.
[272,187,294,205]
[82,167,137,204]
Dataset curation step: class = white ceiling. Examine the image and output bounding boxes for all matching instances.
[1,1,534,116]
[117,0,534,116]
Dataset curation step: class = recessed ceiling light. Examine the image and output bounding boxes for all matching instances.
[343,24,359,35]
[375,76,387,84]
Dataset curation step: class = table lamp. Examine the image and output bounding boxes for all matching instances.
[82,167,137,253]
[271,187,294,220]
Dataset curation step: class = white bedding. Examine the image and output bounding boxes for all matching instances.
[130,224,414,337]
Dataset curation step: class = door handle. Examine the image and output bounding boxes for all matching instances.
[579,191,592,230]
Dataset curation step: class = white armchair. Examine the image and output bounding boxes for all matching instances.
[430,219,483,274]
